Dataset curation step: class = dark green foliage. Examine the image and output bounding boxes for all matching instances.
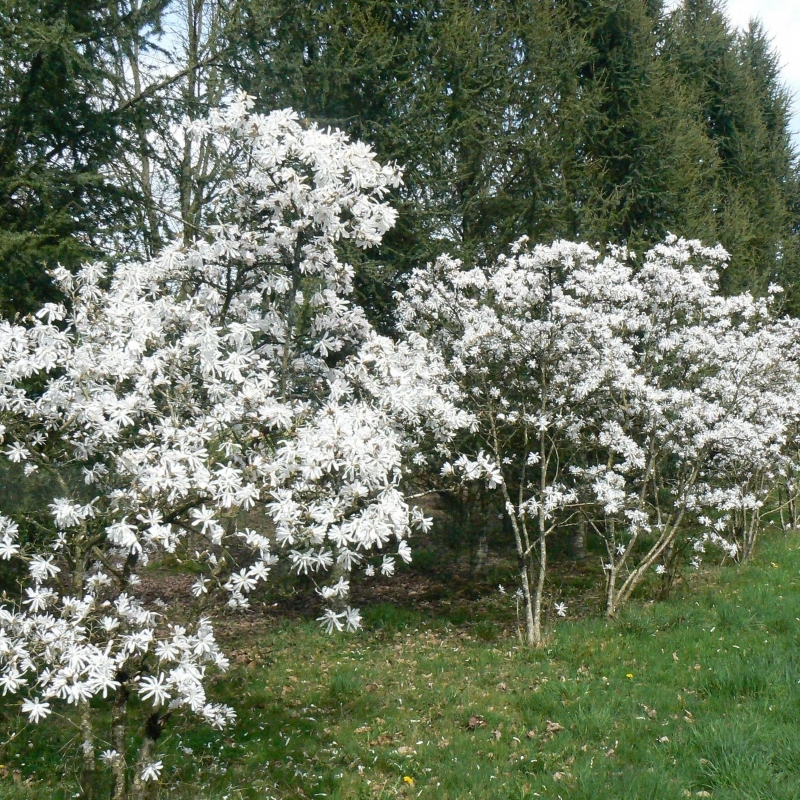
[566,0,717,248]
[231,0,800,318]
[665,1,800,304]
[2,0,796,318]
[231,0,594,326]
[0,0,166,317]
[0,0,796,318]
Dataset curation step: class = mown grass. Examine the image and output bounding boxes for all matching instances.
[4,534,800,799]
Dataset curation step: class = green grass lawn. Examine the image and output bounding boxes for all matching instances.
[4,534,800,799]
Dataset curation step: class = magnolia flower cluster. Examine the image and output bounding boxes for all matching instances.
[398,235,800,627]
[0,96,467,742]
[0,564,233,729]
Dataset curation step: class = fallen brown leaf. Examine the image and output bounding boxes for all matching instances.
[546,720,564,734]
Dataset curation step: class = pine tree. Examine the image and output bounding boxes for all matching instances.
[232,0,594,326]
[0,0,166,316]
[665,0,800,301]
[566,0,718,250]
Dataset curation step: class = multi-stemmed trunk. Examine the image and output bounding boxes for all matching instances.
[502,481,537,646]
[601,435,699,618]
[604,469,697,618]
[740,472,768,562]
[530,505,547,646]
[498,454,549,647]
[492,403,557,647]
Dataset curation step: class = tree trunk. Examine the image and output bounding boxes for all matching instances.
[741,506,761,562]
[503,499,535,645]
[605,565,618,618]
[111,679,130,800]
[604,519,618,618]
[472,534,489,574]
[499,475,536,646]
[328,548,351,611]
[79,702,99,800]
[568,519,587,560]
[531,516,547,646]
[130,713,162,800]
[518,548,536,647]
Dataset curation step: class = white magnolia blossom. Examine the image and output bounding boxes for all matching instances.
[398,234,800,631]
[140,761,163,782]
[21,697,51,723]
[0,95,467,785]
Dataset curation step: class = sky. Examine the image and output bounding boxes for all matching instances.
[715,1,800,143]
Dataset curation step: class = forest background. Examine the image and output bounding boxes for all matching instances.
[2,0,798,321]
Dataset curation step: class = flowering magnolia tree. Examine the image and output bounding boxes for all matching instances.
[397,239,638,645]
[398,235,800,639]
[579,240,800,615]
[688,306,800,565]
[0,95,468,800]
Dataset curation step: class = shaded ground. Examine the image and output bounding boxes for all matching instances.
[3,533,798,799]
[134,535,614,655]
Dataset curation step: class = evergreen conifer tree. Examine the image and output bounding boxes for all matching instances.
[0,0,166,316]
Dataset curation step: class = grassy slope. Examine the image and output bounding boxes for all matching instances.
[4,534,800,799]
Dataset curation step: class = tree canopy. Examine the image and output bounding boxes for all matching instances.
[233,0,800,313]
[0,0,170,316]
